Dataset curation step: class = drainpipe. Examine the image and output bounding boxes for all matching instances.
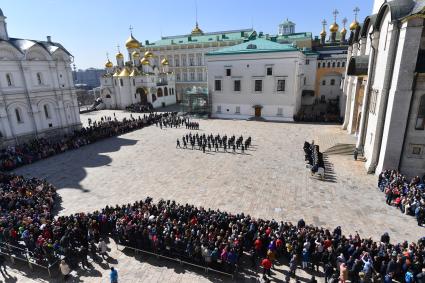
[358,31,378,152]
[398,72,418,171]
[368,20,401,173]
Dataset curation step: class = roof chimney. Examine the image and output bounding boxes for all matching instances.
[47,36,52,42]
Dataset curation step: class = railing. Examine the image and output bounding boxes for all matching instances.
[116,243,236,279]
[0,242,59,277]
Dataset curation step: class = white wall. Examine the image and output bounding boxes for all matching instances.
[207,51,304,121]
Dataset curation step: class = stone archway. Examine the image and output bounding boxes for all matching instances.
[136,88,148,105]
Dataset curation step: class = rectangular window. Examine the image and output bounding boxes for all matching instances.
[322,80,326,86]
[176,73,181,81]
[183,73,187,81]
[267,67,273,76]
[277,107,283,116]
[254,80,263,92]
[412,146,422,155]
[277,80,286,92]
[235,106,240,114]
[216,105,221,113]
[214,80,222,91]
[190,72,195,81]
[197,72,203,81]
[306,59,310,65]
[234,80,241,92]
[182,56,187,66]
[189,57,194,66]
[226,69,231,76]
[175,58,180,67]
[197,55,202,66]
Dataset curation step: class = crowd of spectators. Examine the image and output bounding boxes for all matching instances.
[0,113,172,171]
[379,170,425,226]
[125,103,154,113]
[2,171,425,282]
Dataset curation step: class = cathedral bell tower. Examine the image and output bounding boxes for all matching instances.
[0,8,9,41]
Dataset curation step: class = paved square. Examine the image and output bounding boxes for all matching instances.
[10,110,424,283]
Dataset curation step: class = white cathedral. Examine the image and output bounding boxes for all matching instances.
[0,8,81,146]
[98,33,176,110]
[342,0,425,177]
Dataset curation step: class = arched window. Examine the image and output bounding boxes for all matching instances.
[304,77,307,85]
[416,94,425,130]
[105,94,111,98]
[318,63,321,69]
[6,74,12,86]
[36,72,43,85]
[157,88,163,97]
[15,108,22,123]
[332,62,336,68]
[342,62,346,68]
[330,79,336,86]
[43,104,50,119]
[327,62,331,68]
[164,87,168,96]
[337,62,341,68]
[119,79,123,86]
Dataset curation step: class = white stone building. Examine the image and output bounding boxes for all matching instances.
[140,24,257,101]
[343,0,425,177]
[0,8,81,146]
[98,34,176,110]
[206,38,307,121]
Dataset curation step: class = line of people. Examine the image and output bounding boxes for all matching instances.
[2,173,425,283]
[176,132,252,154]
[155,114,199,130]
[303,141,325,178]
[0,113,171,171]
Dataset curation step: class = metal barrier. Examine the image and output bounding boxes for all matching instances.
[116,243,236,279]
[0,242,59,277]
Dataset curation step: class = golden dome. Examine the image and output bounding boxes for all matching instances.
[132,51,140,58]
[340,27,347,35]
[118,68,130,77]
[140,57,150,65]
[329,23,339,33]
[116,52,124,59]
[105,60,113,68]
[144,51,154,58]
[161,58,169,65]
[350,20,359,31]
[191,22,203,35]
[125,34,141,49]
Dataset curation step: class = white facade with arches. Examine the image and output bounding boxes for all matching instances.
[0,8,81,146]
[342,0,425,177]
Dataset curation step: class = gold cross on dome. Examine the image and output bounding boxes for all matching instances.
[353,7,360,21]
[332,9,339,23]
[129,25,134,35]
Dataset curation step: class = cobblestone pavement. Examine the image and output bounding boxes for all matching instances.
[8,110,424,283]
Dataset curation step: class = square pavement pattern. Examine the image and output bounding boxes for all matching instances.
[9,110,423,283]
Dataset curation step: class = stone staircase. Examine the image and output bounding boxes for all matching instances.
[323,143,356,155]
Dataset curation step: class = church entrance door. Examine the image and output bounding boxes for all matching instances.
[255,106,261,117]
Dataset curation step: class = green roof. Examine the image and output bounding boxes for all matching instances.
[146,29,256,47]
[206,38,298,56]
[276,32,312,41]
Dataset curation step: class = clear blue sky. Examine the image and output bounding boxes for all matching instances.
[1,0,372,69]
